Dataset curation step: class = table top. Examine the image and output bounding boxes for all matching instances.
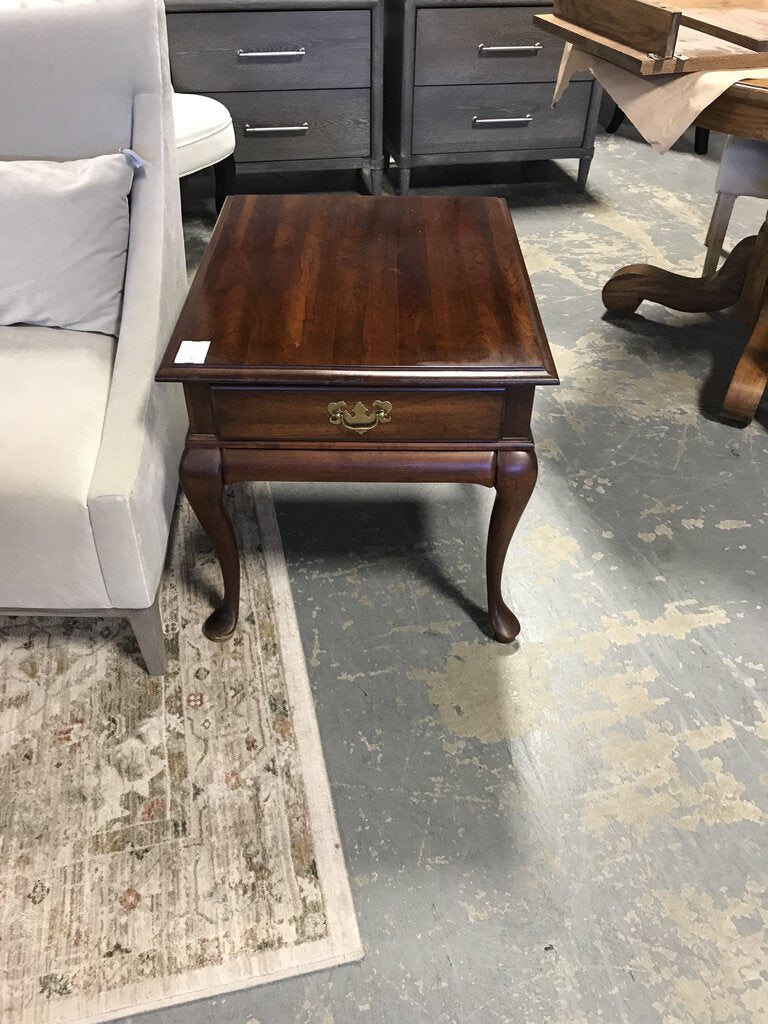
[157,195,558,388]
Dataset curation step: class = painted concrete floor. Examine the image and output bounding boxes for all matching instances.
[137,125,768,1024]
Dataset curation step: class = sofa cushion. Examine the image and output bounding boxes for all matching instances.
[0,153,133,335]
[0,325,115,608]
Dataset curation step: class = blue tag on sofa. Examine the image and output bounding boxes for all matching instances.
[121,148,146,170]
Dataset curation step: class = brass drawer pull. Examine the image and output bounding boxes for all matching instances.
[478,43,543,56]
[244,123,309,135]
[327,400,393,434]
[237,47,306,59]
[472,115,533,128]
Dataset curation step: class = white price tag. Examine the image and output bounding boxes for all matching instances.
[175,340,211,364]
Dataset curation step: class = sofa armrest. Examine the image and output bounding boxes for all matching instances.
[88,87,189,609]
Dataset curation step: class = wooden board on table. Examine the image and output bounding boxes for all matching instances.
[536,12,768,75]
[552,0,682,58]
[680,8,768,52]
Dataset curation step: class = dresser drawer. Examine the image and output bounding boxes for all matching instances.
[415,6,568,86]
[168,10,371,92]
[412,81,592,155]
[213,90,371,163]
[211,388,506,442]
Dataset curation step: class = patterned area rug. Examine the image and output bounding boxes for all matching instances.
[0,484,361,1024]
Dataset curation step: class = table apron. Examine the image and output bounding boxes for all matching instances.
[222,447,499,485]
[697,86,768,143]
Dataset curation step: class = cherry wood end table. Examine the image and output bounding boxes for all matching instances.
[157,195,558,643]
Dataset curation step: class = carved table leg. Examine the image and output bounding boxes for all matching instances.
[180,447,241,642]
[602,235,756,315]
[722,304,768,423]
[486,449,538,644]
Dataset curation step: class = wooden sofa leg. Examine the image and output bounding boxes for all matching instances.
[128,594,167,675]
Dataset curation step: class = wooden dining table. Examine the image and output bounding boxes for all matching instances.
[602,77,768,424]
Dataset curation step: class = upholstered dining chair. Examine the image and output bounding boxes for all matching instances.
[703,136,768,277]
[0,0,188,673]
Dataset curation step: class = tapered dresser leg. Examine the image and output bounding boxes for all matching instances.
[180,446,241,641]
[486,450,538,644]
[399,167,411,196]
[368,167,384,195]
[577,156,592,192]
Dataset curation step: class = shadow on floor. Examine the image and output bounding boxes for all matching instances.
[603,307,767,429]
[266,494,494,638]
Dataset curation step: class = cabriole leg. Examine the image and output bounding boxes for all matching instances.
[180,446,241,641]
[486,450,538,644]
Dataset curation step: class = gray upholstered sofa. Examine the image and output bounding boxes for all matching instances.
[0,0,188,674]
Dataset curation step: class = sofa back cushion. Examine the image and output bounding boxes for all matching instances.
[0,153,134,335]
[0,0,163,161]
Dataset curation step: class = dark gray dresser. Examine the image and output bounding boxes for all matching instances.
[383,0,600,194]
[166,0,384,193]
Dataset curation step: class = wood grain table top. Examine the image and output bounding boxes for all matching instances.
[157,195,558,388]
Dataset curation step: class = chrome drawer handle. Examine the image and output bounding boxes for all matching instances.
[244,123,309,134]
[237,47,306,59]
[472,115,533,128]
[327,400,393,434]
[478,43,543,56]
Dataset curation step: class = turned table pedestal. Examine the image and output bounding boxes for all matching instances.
[157,195,558,642]
[603,79,768,425]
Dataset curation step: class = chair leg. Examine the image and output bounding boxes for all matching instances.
[694,127,710,156]
[605,104,625,134]
[214,154,235,214]
[128,593,167,675]
[704,193,737,277]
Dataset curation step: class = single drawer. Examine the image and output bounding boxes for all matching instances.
[412,81,592,155]
[415,7,570,86]
[212,90,371,163]
[167,10,371,92]
[211,388,506,442]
